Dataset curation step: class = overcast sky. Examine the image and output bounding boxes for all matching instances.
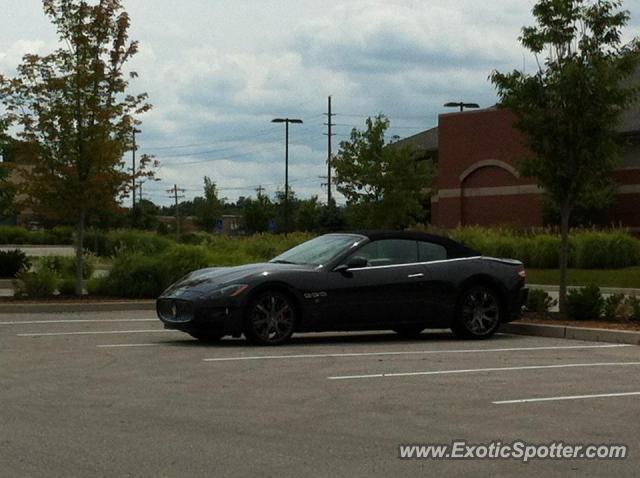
[1,0,639,206]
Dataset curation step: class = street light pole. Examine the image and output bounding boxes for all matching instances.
[271,117,303,233]
[132,127,141,210]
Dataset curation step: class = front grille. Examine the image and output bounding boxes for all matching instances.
[157,299,194,323]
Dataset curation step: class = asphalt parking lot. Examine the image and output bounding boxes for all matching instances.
[1,310,639,477]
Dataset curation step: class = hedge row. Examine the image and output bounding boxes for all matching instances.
[88,233,314,298]
[0,226,74,245]
[449,228,640,269]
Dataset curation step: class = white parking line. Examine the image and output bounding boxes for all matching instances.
[494,391,640,405]
[0,319,155,325]
[203,344,631,362]
[17,329,174,337]
[328,362,640,380]
[97,343,160,348]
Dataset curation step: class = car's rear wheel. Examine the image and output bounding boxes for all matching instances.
[188,330,226,342]
[392,326,425,338]
[244,291,296,346]
[451,285,501,339]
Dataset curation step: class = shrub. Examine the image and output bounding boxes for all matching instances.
[566,284,604,321]
[0,249,31,278]
[95,244,211,298]
[57,277,77,296]
[0,226,30,244]
[528,235,561,268]
[603,293,626,321]
[526,289,557,313]
[572,231,640,269]
[38,255,95,280]
[85,229,174,257]
[14,269,59,298]
[626,296,640,323]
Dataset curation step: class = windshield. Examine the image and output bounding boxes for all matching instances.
[270,234,364,266]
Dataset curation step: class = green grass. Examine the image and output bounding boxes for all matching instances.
[527,267,640,289]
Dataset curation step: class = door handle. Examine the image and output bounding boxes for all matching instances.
[407,273,424,278]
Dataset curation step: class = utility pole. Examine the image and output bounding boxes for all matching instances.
[167,184,186,240]
[323,96,335,206]
[255,185,265,198]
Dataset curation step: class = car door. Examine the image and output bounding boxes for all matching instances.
[417,240,460,325]
[324,239,428,329]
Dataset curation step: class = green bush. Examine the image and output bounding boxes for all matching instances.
[526,289,557,313]
[528,235,561,269]
[57,277,77,296]
[95,245,211,298]
[38,255,95,280]
[566,284,604,321]
[603,293,626,321]
[0,226,30,244]
[0,249,31,278]
[572,231,640,269]
[14,269,59,298]
[625,296,640,323]
[85,229,174,257]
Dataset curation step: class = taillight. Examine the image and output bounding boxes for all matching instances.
[518,269,526,279]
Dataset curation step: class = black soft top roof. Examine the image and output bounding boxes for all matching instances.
[338,230,479,259]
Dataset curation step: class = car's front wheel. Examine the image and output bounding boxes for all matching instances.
[451,285,502,339]
[244,291,296,345]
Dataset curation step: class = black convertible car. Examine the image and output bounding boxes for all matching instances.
[157,231,528,345]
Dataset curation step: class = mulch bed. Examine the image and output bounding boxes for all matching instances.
[517,312,640,332]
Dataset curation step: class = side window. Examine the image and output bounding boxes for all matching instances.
[350,239,418,267]
[418,241,447,262]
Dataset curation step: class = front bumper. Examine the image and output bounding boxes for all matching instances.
[156,297,244,336]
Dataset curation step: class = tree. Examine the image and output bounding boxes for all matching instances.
[194,176,224,231]
[243,195,274,234]
[333,115,434,229]
[296,196,321,232]
[0,0,154,295]
[0,124,16,219]
[491,0,639,315]
[129,198,159,230]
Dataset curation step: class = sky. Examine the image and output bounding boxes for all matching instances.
[1,0,639,207]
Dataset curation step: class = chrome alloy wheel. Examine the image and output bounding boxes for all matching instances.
[248,292,296,344]
[460,287,501,335]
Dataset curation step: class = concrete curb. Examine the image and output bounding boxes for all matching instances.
[501,322,640,346]
[0,301,155,314]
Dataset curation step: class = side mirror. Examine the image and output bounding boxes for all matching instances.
[334,256,368,273]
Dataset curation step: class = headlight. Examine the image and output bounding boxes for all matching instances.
[210,284,249,299]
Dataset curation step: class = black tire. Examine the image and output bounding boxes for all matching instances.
[392,326,425,338]
[188,330,226,342]
[244,290,297,346]
[451,285,502,339]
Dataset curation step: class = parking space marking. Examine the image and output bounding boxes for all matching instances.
[203,344,631,362]
[494,391,640,405]
[97,343,160,348]
[0,319,155,325]
[17,329,174,337]
[328,361,640,380]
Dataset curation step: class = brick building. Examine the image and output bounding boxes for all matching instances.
[398,104,640,232]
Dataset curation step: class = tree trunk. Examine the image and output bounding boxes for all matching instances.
[75,209,86,296]
[558,201,571,317]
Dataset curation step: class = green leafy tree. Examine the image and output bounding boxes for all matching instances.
[296,195,321,232]
[0,127,16,219]
[243,195,274,234]
[0,0,154,295]
[130,198,159,230]
[194,176,224,231]
[491,0,639,314]
[333,115,433,229]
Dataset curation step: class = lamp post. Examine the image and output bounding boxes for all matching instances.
[271,117,303,232]
[444,102,480,112]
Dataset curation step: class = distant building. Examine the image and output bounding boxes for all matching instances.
[395,102,640,232]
